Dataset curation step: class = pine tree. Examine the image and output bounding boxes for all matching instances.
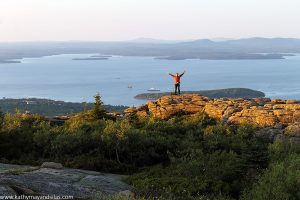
[82,102,88,112]
[91,93,106,120]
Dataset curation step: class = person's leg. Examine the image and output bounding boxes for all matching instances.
[175,84,179,95]
[178,84,181,94]
[174,84,177,95]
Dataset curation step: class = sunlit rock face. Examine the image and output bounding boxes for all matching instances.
[125,94,300,127]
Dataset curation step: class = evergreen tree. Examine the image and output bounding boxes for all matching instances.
[91,93,107,120]
[82,102,88,112]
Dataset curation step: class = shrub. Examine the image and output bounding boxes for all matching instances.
[242,154,300,200]
[127,150,244,199]
[0,102,294,199]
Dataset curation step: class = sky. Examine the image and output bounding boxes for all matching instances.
[0,0,299,41]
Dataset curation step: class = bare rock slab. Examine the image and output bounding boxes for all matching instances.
[0,163,132,198]
[41,162,63,169]
[0,185,17,195]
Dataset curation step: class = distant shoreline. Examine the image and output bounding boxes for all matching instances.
[0,98,128,116]
[1,38,300,63]
[135,88,265,100]
[0,60,21,64]
[0,53,296,64]
[155,53,295,60]
[72,57,109,61]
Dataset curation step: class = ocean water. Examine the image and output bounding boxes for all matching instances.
[0,54,300,106]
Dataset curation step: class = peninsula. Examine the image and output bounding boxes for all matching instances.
[135,88,265,100]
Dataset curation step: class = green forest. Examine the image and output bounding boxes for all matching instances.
[0,98,127,116]
[0,95,299,200]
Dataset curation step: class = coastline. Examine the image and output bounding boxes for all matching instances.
[0,60,22,64]
[0,53,297,64]
[135,88,265,100]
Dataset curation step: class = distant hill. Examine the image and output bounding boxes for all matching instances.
[134,88,265,100]
[220,37,300,53]
[1,37,300,62]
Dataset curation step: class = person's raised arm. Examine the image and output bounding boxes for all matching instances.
[180,70,186,77]
[168,73,175,77]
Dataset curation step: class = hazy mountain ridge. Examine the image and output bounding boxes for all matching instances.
[0,37,300,62]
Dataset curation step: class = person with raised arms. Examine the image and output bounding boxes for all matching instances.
[168,70,186,95]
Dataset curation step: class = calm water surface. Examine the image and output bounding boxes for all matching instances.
[0,54,300,106]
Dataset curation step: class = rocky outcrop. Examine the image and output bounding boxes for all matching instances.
[41,162,63,169]
[130,95,297,126]
[125,94,300,126]
[125,94,300,144]
[0,163,132,198]
[284,122,300,137]
[0,185,17,195]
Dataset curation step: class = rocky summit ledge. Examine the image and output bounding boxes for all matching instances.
[0,162,132,198]
[125,94,300,127]
[125,94,300,144]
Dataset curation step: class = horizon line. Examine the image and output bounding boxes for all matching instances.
[1,36,300,43]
